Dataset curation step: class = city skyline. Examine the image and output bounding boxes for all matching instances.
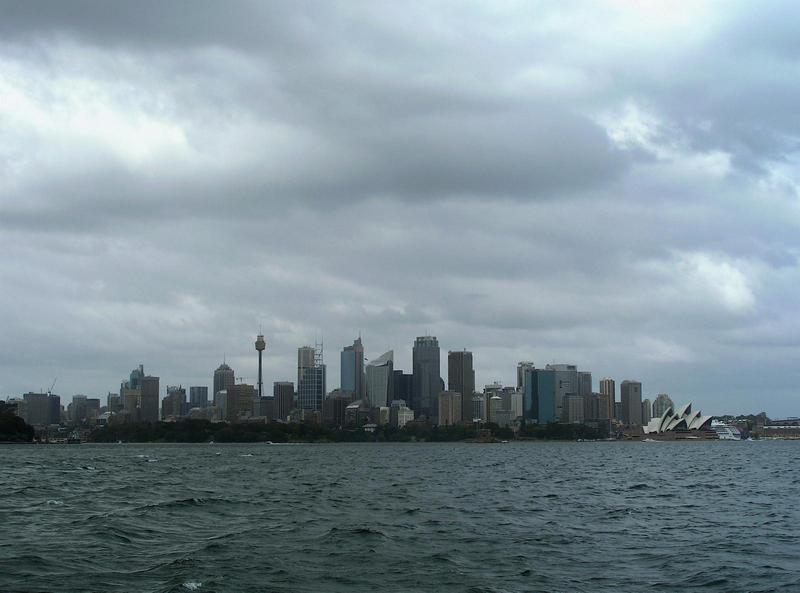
[2,3,800,417]
[0,330,780,418]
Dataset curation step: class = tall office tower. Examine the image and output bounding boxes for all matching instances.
[139,375,160,422]
[226,383,256,422]
[297,345,326,411]
[578,372,592,397]
[340,337,365,400]
[22,393,49,426]
[412,336,441,422]
[564,394,585,424]
[517,361,535,390]
[448,350,475,424]
[620,380,643,426]
[68,395,88,424]
[438,391,462,426]
[162,386,186,419]
[47,393,61,424]
[213,363,235,398]
[545,363,579,421]
[129,364,145,390]
[392,370,413,403]
[523,368,556,424]
[599,377,616,419]
[366,351,394,408]
[652,393,674,418]
[189,386,209,409]
[273,382,294,421]
[107,393,122,414]
[255,333,266,397]
[641,398,653,424]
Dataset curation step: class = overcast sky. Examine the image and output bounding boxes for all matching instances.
[1,1,799,416]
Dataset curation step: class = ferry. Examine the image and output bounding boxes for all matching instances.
[710,420,742,440]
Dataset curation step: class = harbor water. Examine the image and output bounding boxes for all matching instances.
[1,441,799,593]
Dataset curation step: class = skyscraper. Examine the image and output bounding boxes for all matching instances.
[189,386,209,408]
[545,363,578,421]
[340,337,365,399]
[620,380,643,426]
[653,393,674,418]
[438,391,462,426]
[641,398,653,424]
[366,350,394,408]
[273,381,294,421]
[139,375,160,422]
[297,345,325,411]
[599,377,616,419]
[412,336,441,422]
[213,362,235,398]
[392,370,413,403]
[523,368,556,424]
[517,361,535,390]
[448,350,475,424]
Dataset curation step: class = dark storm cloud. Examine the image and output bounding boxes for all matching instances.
[1,1,799,416]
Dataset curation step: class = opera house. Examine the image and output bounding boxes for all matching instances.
[643,403,717,440]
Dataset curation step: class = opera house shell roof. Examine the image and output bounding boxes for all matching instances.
[644,403,713,434]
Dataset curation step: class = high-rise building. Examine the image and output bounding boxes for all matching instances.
[213,363,235,399]
[273,381,294,421]
[523,368,556,424]
[578,372,592,397]
[162,386,186,419]
[438,391,462,426]
[653,393,674,418]
[620,380,643,426]
[189,386,209,409]
[545,363,579,421]
[642,398,653,424]
[22,393,50,426]
[129,365,145,391]
[517,361,535,390]
[366,350,394,408]
[412,336,441,422]
[227,383,256,421]
[389,400,415,429]
[392,370,413,404]
[564,394,585,424]
[297,345,326,411]
[340,337,365,400]
[600,377,616,419]
[139,375,160,422]
[448,350,475,425]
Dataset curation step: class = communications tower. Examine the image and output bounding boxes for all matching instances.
[255,332,267,397]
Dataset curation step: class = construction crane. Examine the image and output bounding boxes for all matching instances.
[47,378,57,396]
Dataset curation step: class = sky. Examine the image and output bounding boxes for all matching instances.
[1,1,799,416]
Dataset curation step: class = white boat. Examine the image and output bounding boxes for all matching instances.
[710,420,742,440]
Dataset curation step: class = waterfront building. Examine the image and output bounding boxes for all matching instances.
[448,350,475,424]
[389,400,414,428]
[438,391,462,426]
[162,386,186,419]
[139,375,160,422]
[471,394,486,422]
[213,363,235,399]
[366,350,394,408]
[254,396,273,418]
[273,381,295,421]
[412,336,441,423]
[578,372,592,397]
[107,393,122,414]
[644,403,715,439]
[189,386,209,409]
[600,377,616,419]
[642,398,653,424]
[620,380,643,426]
[392,370,413,404]
[322,391,350,426]
[340,337,365,400]
[517,361,535,391]
[653,393,674,418]
[227,383,256,421]
[545,363,579,421]
[523,368,556,424]
[297,345,326,411]
[121,388,141,420]
[564,394,585,424]
[22,393,49,426]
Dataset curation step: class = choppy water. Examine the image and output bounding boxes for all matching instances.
[1,441,799,593]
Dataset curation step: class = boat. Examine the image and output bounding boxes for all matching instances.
[710,420,742,440]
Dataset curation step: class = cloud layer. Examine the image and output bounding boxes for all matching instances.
[1,1,799,415]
